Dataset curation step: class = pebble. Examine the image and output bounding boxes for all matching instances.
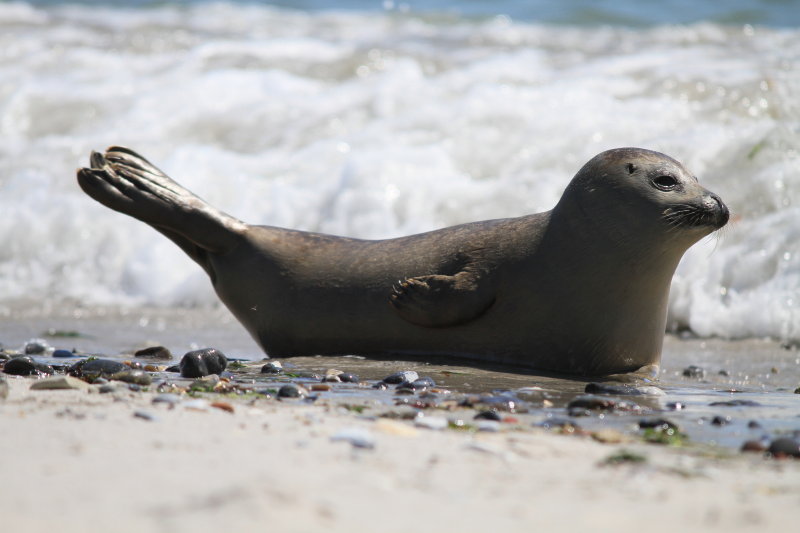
[29,376,89,391]
[261,361,283,374]
[311,383,332,392]
[134,346,172,359]
[682,365,705,378]
[3,356,54,376]
[747,420,762,429]
[133,410,158,422]
[567,395,637,415]
[24,338,50,355]
[638,418,680,432]
[466,394,521,412]
[109,370,152,386]
[474,410,502,421]
[69,358,128,379]
[52,349,77,358]
[397,377,436,390]
[278,383,308,399]
[323,369,343,382]
[382,370,419,384]
[179,348,227,378]
[152,393,181,407]
[331,427,376,449]
[584,382,643,395]
[711,415,732,426]
[767,437,800,458]
[338,372,360,383]
[211,401,235,413]
[741,439,769,453]
[665,401,685,411]
[414,416,448,430]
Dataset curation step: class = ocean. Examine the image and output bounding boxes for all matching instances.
[1,0,799,342]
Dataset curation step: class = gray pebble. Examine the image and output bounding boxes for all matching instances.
[382,370,419,384]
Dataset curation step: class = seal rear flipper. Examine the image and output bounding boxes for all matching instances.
[389,272,496,327]
[77,147,247,254]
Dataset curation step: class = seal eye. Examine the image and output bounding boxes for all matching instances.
[653,175,678,191]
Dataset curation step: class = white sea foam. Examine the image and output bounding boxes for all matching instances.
[0,2,798,340]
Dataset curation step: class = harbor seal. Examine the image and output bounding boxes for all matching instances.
[77,147,728,375]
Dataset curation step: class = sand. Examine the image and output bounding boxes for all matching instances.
[2,373,799,533]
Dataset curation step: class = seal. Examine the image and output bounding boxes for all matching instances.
[77,147,728,375]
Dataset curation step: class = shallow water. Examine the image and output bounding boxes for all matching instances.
[2,308,798,451]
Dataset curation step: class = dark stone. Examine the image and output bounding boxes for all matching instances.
[638,418,680,432]
[339,372,360,383]
[179,348,227,378]
[709,399,761,407]
[69,358,128,379]
[277,383,307,399]
[372,382,389,390]
[747,420,762,429]
[382,370,419,384]
[584,382,642,395]
[134,346,172,359]
[260,362,283,374]
[718,369,730,376]
[165,364,180,373]
[711,415,731,426]
[682,365,705,378]
[24,340,49,355]
[665,401,685,411]
[474,410,502,421]
[52,349,77,358]
[3,356,54,376]
[768,437,800,458]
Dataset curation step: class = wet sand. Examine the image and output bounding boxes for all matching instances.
[1,307,800,532]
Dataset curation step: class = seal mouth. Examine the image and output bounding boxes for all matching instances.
[662,194,729,230]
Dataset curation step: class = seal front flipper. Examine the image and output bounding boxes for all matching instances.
[77,147,246,254]
[389,271,496,327]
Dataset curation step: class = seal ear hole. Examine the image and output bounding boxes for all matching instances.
[653,175,679,191]
[626,163,637,174]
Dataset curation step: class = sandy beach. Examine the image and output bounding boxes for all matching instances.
[2,371,799,533]
[2,308,799,533]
